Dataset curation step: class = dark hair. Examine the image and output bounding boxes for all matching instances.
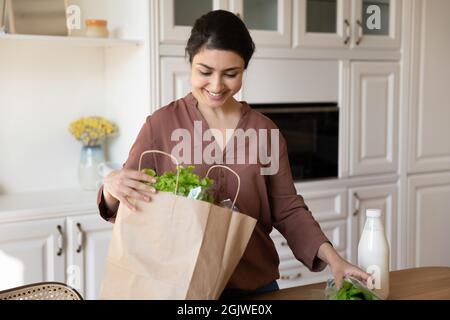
[185,10,255,69]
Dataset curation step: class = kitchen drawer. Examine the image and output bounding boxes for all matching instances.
[277,251,347,289]
[300,188,348,222]
[270,219,347,253]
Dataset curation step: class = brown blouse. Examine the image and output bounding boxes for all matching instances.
[97,93,330,290]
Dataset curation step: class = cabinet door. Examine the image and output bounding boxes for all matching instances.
[348,183,398,270]
[160,0,228,44]
[294,0,351,48]
[351,0,402,49]
[66,214,113,300]
[160,57,192,107]
[300,188,347,222]
[407,172,450,268]
[0,218,65,291]
[407,0,450,174]
[349,62,399,176]
[230,0,292,47]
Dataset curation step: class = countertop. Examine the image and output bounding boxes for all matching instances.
[0,189,98,223]
[247,267,450,300]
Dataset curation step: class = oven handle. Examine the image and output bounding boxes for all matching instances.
[253,107,339,114]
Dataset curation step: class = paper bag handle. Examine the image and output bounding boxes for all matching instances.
[138,150,180,195]
[206,165,241,211]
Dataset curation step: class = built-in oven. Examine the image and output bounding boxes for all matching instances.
[251,103,339,181]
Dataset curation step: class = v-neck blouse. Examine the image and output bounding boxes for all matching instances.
[97,93,330,291]
[195,101,245,155]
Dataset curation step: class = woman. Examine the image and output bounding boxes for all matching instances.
[97,10,369,299]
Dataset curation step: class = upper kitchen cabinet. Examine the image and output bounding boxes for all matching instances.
[295,0,351,48]
[349,61,399,177]
[351,0,402,49]
[228,0,292,47]
[159,0,292,47]
[160,0,229,44]
[294,0,401,50]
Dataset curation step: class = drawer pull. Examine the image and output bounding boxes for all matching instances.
[281,273,302,281]
[76,223,84,253]
[56,225,64,256]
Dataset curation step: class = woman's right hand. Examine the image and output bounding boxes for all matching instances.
[103,169,157,211]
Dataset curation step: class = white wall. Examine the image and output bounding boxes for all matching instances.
[0,41,106,193]
[0,0,150,194]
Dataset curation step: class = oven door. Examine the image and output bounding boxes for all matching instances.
[251,104,339,181]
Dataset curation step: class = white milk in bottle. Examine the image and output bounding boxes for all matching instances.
[358,209,390,299]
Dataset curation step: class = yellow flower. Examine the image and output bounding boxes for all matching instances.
[69,116,117,147]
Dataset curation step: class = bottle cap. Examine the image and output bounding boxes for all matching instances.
[366,209,381,218]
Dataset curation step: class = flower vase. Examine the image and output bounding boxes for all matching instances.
[78,145,105,190]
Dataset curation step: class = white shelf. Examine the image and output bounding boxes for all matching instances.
[0,33,143,47]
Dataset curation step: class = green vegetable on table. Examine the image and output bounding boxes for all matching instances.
[326,277,381,300]
[141,165,215,203]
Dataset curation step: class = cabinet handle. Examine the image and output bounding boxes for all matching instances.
[56,225,64,256]
[353,192,360,216]
[356,20,363,45]
[281,273,302,281]
[76,223,84,253]
[344,19,351,45]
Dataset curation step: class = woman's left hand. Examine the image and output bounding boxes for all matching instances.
[329,256,371,289]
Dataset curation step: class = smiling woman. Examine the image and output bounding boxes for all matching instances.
[97,9,369,301]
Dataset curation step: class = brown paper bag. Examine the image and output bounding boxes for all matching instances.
[99,150,257,300]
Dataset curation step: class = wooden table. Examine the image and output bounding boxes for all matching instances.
[247,267,450,300]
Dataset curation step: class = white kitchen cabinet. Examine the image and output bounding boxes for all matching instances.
[0,191,113,300]
[300,188,348,222]
[271,220,347,288]
[407,0,450,174]
[66,214,113,300]
[349,61,400,177]
[160,57,192,107]
[407,172,450,268]
[0,218,65,291]
[229,0,292,47]
[268,187,348,288]
[0,213,112,299]
[242,59,339,103]
[276,250,347,289]
[351,0,402,49]
[294,0,402,49]
[160,0,291,47]
[348,183,398,270]
[159,0,229,44]
[295,0,351,48]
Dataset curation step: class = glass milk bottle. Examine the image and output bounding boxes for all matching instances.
[358,209,390,299]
